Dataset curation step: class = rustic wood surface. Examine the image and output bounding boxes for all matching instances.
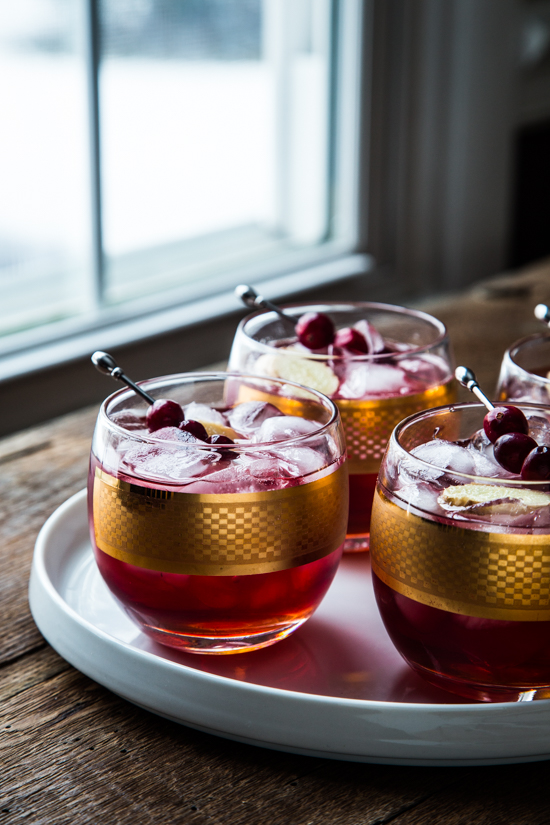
[2,259,550,824]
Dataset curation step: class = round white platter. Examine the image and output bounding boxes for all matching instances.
[29,489,550,766]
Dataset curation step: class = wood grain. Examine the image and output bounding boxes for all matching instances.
[1,667,472,825]
[2,261,550,823]
[0,406,97,666]
[417,257,550,394]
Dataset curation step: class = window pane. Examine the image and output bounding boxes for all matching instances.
[0,0,336,344]
[0,0,90,337]
[99,0,333,305]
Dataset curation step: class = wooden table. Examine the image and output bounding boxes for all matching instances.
[3,260,550,824]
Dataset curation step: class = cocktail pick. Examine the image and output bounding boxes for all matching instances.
[235,284,295,324]
[91,351,155,404]
[455,365,531,448]
[455,366,495,411]
[534,304,550,325]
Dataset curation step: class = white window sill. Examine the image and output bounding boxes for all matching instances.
[0,253,384,436]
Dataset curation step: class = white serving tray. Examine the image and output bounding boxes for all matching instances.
[29,489,550,766]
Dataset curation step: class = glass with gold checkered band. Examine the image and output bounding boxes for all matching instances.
[88,372,348,653]
[370,401,550,702]
[229,302,455,552]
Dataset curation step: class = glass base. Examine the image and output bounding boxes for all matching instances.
[137,618,307,654]
[343,534,369,553]
[408,660,550,703]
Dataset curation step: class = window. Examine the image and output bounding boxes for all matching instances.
[0,1,90,338]
[2,0,525,436]
[0,0,366,361]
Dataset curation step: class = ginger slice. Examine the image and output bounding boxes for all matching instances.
[439,483,550,510]
[254,352,339,397]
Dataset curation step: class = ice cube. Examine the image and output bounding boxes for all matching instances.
[150,426,199,443]
[111,410,147,432]
[526,413,550,446]
[397,481,441,514]
[183,402,227,426]
[353,319,386,353]
[245,457,297,481]
[226,401,283,436]
[266,445,326,476]
[185,461,266,493]
[466,427,492,453]
[123,441,219,481]
[469,450,514,479]
[337,362,409,400]
[254,415,319,443]
[398,354,449,385]
[411,440,477,475]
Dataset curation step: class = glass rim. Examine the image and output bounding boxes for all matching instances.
[98,370,341,452]
[236,301,450,362]
[391,400,550,486]
[502,332,550,388]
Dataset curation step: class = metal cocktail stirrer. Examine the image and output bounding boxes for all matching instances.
[235,284,296,324]
[455,366,495,411]
[91,351,155,405]
[535,304,550,325]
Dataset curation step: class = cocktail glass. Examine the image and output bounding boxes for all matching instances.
[229,302,455,551]
[88,372,348,654]
[497,333,550,404]
[370,401,550,702]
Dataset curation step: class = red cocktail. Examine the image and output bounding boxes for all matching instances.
[370,402,550,701]
[229,302,455,550]
[89,372,348,653]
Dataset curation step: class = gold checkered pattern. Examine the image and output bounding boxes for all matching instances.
[93,465,348,575]
[337,382,456,473]
[370,489,550,621]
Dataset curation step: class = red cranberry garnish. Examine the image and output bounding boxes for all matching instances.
[208,434,235,445]
[493,433,538,474]
[333,327,369,354]
[483,405,529,444]
[295,312,335,349]
[208,433,237,458]
[521,446,550,480]
[179,419,208,441]
[146,399,184,432]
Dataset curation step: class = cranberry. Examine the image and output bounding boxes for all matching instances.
[493,433,538,474]
[483,405,529,444]
[333,327,369,354]
[208,434,235,445]
[521,446,550,480]
[208,433,237,459]
[146,399,184,432]
[295,312,335,349]
[179,419,208,441]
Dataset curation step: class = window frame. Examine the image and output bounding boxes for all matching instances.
[0,0,372,370]
[0,0,378,434]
